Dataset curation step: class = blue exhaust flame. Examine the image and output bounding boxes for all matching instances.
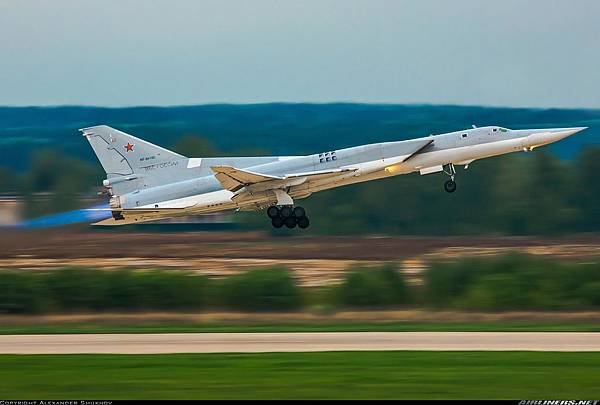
[15,203,112,229]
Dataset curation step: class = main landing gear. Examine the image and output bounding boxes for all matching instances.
[443,163,457,193]
[266,205,310,229]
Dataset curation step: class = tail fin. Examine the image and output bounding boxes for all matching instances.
[80,125,186,195]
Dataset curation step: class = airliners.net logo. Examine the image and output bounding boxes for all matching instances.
[519,401,599,405]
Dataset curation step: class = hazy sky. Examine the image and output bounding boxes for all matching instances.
[1,0,599,108]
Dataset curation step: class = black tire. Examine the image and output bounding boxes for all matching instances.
[284,216,297,228]
[297,216,310,229]
[444,179,457,193]
[266,205,280,219]
[293,206,306,218]
[280,205,293,218]
[271,216,284,228]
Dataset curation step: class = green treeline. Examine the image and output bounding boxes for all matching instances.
[0,267,299,314]
[424,254,600,310]
[1,254,598,314]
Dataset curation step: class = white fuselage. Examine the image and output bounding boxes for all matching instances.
[115,125,584,223]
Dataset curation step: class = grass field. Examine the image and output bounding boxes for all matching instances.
[1,321,600,334]
[1,352,599,399]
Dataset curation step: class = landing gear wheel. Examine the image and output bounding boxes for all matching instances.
[271,216,284,228]
[293,206,306,218]
[444,179,457,193]
[297,216,310,229]
[280,205,293,218]
[266,205,280,219]
[284,216,297,228]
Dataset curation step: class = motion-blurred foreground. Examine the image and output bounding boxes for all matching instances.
[1,230,599,321]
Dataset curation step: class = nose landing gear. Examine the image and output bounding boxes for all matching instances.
[266,205,310,229]
[444,179,457,193]
[443,163,457,193]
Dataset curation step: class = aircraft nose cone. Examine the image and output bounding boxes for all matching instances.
[549,127,588,137]
[522,127,587,150]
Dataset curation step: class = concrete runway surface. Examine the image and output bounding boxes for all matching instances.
[0,332,599,354]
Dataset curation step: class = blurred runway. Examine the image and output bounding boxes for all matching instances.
[0,332,598,354]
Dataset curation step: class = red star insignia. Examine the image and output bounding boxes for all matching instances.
[124,142,134,152]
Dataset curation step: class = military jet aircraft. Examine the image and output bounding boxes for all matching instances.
[82,125,586,228]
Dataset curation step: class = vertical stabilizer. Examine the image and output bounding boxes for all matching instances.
[80,125,187,195]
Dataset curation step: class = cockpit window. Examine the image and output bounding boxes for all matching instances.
[499,127,508,132]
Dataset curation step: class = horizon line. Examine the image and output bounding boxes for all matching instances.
[0,101,599,112]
